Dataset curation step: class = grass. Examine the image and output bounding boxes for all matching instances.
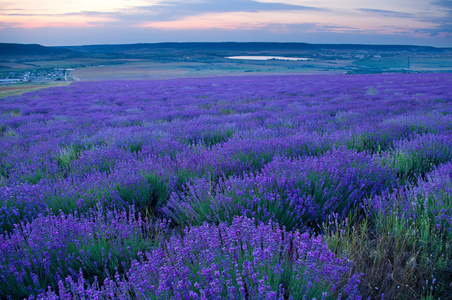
[70,60,349,81]
[324,190,452,299]
[0,82,71,98]
[114,173,169,214]
[381,134,452,184]
[26,58,128,68]
[410,58,452,70]
[353,57,452,72]
[55,144,85,170]
[323,156,452,300]
[354,57,411,69]
[184,129,235,147]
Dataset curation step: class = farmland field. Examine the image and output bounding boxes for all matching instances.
[353,57,452,71]
[0,82,71,98]
[0,73,452,299]
[71,59,347,81]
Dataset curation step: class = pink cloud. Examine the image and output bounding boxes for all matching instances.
[0,14,114,28]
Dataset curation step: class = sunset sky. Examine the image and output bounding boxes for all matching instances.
[1,0,451,46]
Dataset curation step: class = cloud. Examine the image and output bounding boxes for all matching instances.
[431,0,452,9]
[1,0,450,46]
[415,24,452,38]
[154,0,321,12]
[138,8,439,37]
[139,10,330,30]
[113,0,323,23]
[0,11,115,28]
[1,0,324,28]
[357,8,412,18]
[415,1,452,38]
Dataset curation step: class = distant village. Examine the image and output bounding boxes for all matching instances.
[0,68,75,85]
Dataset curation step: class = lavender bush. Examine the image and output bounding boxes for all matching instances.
[328,162,452,299]
[30,216,361,300]
[0,207,161,299]
[380,133,452,183]
[164,147,397,230]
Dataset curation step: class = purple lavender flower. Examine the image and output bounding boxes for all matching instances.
[164,147,396,230]
[0,206,156,299]
[30,216,361,300]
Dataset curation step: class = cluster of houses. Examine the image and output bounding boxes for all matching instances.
[0,68,74,85]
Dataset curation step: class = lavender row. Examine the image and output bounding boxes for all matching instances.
[0,206,166,299]
[28,216,361,300]
[164,147,397,230]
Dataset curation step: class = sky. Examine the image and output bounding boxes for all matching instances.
[0,0,451,47]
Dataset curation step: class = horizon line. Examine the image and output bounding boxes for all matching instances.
[1,41,450,49]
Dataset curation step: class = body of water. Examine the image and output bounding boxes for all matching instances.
[226,56,310,61]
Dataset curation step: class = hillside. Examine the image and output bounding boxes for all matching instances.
[60,42,445,54]
[0,43,79,58]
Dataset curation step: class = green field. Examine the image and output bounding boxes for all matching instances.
[354,57,452,71]
[0,58,128,71]
[71,59,351,81]
[0,82,71,98]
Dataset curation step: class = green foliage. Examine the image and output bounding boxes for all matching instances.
[366,86,378,96]
[56,144,84,170]
[219,108,235,115]
[185,129,235,147]
[203,129,235,147]
[4,129,16,137]
[126,142,143,154]
[0,162,10,179]
[47,187,107,215]
[324,193,452,299]
[346,133,385,153]
[381,135,452,184]
[22,170,43,184]
[234,151,274,171]
[114,174,169,214]
[198,103,212,109]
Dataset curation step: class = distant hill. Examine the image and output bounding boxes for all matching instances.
[0,43,79,57]
[1,42,448,59]
[59,42,446,55]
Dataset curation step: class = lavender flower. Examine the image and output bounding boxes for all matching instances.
[30,216,361,300]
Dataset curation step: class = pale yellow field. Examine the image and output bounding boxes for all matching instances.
[72,60,348,81]
[0,82,71,98]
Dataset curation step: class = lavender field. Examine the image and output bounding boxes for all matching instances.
[0,73,451,299]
